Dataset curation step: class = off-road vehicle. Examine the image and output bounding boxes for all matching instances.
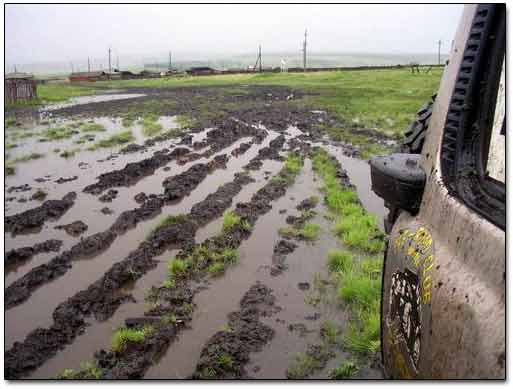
[370,4,505,379]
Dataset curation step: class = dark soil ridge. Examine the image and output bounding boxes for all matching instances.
[83,146,190,195]
[84,118,265,195]
[192,283,279,379]
[5,192,77,235]
[4,161,263,379]
[56,149,305,379]
[5,239,63,270]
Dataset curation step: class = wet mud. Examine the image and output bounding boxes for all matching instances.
[5,83,387,380]
[5,192,77,235]
[192,283,279,379]
[6,239,63,270]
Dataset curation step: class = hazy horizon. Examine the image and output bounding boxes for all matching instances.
[6,4,463,74]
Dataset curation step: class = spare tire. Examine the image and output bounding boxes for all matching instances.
[401,94,436,154]
[384,94,437,233]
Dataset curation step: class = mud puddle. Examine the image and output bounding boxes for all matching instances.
[28,249,177,379]
[43,94,146,111]
[28,155,280,379]
[145,159,348,378]
[5,132,274,349]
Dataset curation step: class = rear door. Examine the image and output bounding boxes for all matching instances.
[379,4,505,379]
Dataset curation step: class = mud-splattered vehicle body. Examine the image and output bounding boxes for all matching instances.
[370,4,505,379]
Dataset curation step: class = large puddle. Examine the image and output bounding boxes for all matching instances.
[43,94,145,111]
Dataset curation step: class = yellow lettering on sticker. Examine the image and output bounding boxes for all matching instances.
[407,246,421,267]
[422,291,431,304]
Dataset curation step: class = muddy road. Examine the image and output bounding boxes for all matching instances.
[5,84,387,379]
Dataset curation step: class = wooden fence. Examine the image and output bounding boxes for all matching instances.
[5,79,38,104]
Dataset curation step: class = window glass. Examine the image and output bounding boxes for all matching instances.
[486,58,505,184]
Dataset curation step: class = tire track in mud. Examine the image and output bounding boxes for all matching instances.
[4,134,289,379]
[28,162,280,379]
[60,147,305,379]
[4,154,230,310]
[5,134,280,352]
[5,124,269,310]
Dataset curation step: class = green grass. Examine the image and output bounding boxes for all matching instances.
[38,83,96,103]
[168,258,189,278]
[56,361,106,379]
[140,115,164,137]
[218,354,234,369]
[88,130,134,150]
[327,250,352,273]
[13,152,45,163]
[161,313,178,325]
[320,321,340,345]
[95,69,441,137]
[286,353,323,379]
[175,114,196,129]
[212,247,239,265]
[278,222,321,241]
[284,153,303,176]
[80,123,106,132]
[207,261,226,275]
[5,117,17,127]
[5,164,15,176]
[272,152,304,185]
[329,360,359,379]
[312,148,384,357]
[110,326,154,353]
[222,210,241,231]
[150,214,188,236]
[59,148,80,158]
[122,115,136,127]
[40,126,75,141]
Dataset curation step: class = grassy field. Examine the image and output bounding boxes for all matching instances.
[8,68,442,142]
[96,69,443,137]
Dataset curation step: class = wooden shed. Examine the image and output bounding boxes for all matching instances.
[5,73,37,104]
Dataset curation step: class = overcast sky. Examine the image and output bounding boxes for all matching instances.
[6,4,463,65]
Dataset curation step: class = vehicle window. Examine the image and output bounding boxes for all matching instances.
[485,59,505,184]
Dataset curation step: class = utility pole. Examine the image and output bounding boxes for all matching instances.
[116,55,119,70]
[168,51,172,71]
[108,47,112,73]
[438,40,442,65]
[88,57,91,73]
[259,45,262,72]
[14,64,17,73]
[302,29,307,72]
[254,45,262,72]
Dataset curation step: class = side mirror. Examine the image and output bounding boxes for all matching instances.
[370,153,426,214]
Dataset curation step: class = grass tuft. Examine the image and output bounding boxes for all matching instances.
[110,326,154,353]
[88,130,134,150]
[80,123,106,133]
[329,360,359,379]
